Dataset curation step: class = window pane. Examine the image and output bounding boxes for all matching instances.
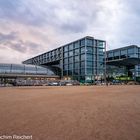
[74,69,79,75]
[81,54,85,61]
[87,54,93,61]
[87,61,93,67]
[81,47,85,54]
[121,49,127,55]
[69,51,73,57]
[64,65,68,70]
[98,41,105,48]
[80,69,85,75]
[68,70,72,75]
[64,46,68,52]
[25,66,36,74]
[114,51,120,56]
[69,57,73,63]
[74,41,79,49]
[0,64,11,73]
[121,49,127,58]
[99,54,104,62]
[80,39,85,46]
[69,44,73,51]
[108,52,113,57]
[63,70,67,76]
[86,39,93,46]
[80,61,85,68]
[68,64,73,70]
[87,68,93,74]
[64,52,68,58]
[12,64,24,73]
[64,58,68,64]
[98,48,104,54]
[74,55,79,62]
[74,49,79,55]
[128,48,134,54]
[86,46,93,53]
[74,62,79,69]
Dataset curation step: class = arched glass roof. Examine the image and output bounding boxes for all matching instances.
[0,63,55,75]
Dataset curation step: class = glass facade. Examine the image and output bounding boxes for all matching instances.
[62,37,105,83]
[107,45,140,61]
[106,45,140,81]
[23,36,106,83]
[0,64,55,75]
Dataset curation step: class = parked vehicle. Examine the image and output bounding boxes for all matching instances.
[48,81,59,86]
[66,83,73,86]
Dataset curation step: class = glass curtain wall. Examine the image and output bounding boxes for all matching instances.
[85,39,105,83]
[63,39,86,81]
[0,64,55,75]
[106,46,140,81]
[63,37,105,83]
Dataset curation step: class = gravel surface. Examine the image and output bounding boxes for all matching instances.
[0,85,140,140]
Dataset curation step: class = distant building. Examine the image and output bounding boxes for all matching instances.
[106,45,140,82]
[0,63,59,86]
[23,37,140,83]
[23,36,106,83]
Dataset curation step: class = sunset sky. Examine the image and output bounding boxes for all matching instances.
[0,0,139,63]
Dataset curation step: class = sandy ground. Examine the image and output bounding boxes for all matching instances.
[0,85,140,140]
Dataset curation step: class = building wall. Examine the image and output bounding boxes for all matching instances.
[106,45,140,61]
[106,45,140,81]
[23,36,106,83]
[62,37,105,83]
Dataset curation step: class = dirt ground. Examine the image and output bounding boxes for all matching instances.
[0,85,140,140]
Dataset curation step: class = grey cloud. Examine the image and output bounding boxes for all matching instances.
[9,42,27,53]
[4,40,42,54]
[0,0,99,33]
[0,0,48,26]
[0,0,140,63]
[0,31,42,54]
[0,32,18,42]
[53,0,100,33]
[114,0,140,47]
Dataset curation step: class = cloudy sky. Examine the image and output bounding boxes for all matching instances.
[0,0,139,63]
